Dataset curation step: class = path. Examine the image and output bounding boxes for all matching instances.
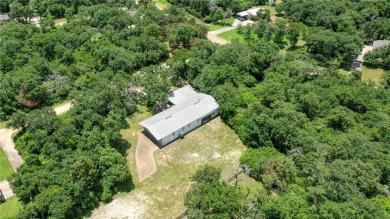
[0,101,73,200]
[355,45,373,71]
[136,133,159,181]
[53,102,73,115]
[0,129,23,171]
[0,180,14,199]
[207,19,254,45]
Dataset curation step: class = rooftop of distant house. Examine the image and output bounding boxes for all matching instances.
[0,13,9,22]
[372,40,390,50]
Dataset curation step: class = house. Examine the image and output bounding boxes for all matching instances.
[0,13,9,22]
[236,8,262,21]
[372,40,390,50]
[139,86,219,146]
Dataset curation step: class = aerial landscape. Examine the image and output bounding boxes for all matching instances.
[0,0,390,218]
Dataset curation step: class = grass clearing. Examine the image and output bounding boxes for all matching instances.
[93,108,247,218]
[0,147,14,181]
[218,29,257,43]
[0,121,7,129]
[155,0,170,9]
[338,69,350,76]
[259,5,277,16]
[208,17,235,31]
[0,196,22,219]
[361,66,385,85]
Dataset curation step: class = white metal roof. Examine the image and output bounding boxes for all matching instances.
[373,40,390,50]
[236,8,262,17]
[237,11,249,17]
[168,86,198,105]
[139,89,219,140]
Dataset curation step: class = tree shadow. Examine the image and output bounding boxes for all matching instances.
[115,175,134,193]
[116,137,132,156]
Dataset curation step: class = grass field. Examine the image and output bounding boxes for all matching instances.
[218,29,258,42]
[155,0,170,9]
[208,18,235,31]
[338,69,350,76]
[259,5,277,16]
[361,66,385,85]
[92,107,260,218]
[0,196,22,219]
[0,121,6,129]
[0,147,14,181]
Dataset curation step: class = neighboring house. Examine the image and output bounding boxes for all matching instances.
[140,86,219,146]
[0,13,9,22]
[372,40,390,50]
[236,8,261,21]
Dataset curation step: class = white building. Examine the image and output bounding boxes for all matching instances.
[139,86,219,146]
[236,8,262,21]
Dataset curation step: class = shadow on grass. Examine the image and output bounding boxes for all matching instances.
[115,175,134,193]
[116,137,132,156]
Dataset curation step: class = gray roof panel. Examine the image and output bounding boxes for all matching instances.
[140,90,219,140]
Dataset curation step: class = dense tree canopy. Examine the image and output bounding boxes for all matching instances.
[2,0,390,218]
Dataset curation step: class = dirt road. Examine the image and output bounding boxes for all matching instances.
[0,101,73,200]
[206,19,254,45]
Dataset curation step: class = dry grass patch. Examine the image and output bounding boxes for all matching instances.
[91,109,247,219]
[361,66,385,85]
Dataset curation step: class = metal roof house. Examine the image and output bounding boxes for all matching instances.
[0,13,9,22]
[139,86,219,146]
[372,40,390,50]
[236,8,261,21]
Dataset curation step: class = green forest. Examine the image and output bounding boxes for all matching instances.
[1,0,390,218]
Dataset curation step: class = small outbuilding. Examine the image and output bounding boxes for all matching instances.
[139,86,219,146]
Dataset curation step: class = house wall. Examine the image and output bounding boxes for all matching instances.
[160,109,219,146]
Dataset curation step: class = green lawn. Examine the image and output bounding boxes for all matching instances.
[217,29,257,43]
[0,196,22,219]
[0,121,7,129]
[208,18,235,31]
[259,5,277,16]
[361,66,385,85]
[338,69,350,76]
[105,108,248,218]
[0,147,14,181]
[155,0,170,9]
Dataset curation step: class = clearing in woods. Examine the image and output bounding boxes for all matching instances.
[89,107,258,219]
[0,196,22,219]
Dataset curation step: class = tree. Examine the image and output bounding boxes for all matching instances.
[169,23,196,48]
[185,165,242,218]
[287,22,306,47]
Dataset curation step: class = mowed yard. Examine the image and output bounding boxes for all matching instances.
[0,196,22,219]
[0,122,22,219]
[0,147,14,181]
[89,107,258,219]
[361,66,385,85]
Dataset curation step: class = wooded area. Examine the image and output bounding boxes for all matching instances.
[1,0,390,218]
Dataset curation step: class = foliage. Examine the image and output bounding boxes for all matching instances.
[185,165,242,219]
[364,46,390,70]
[0,147,14,181]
